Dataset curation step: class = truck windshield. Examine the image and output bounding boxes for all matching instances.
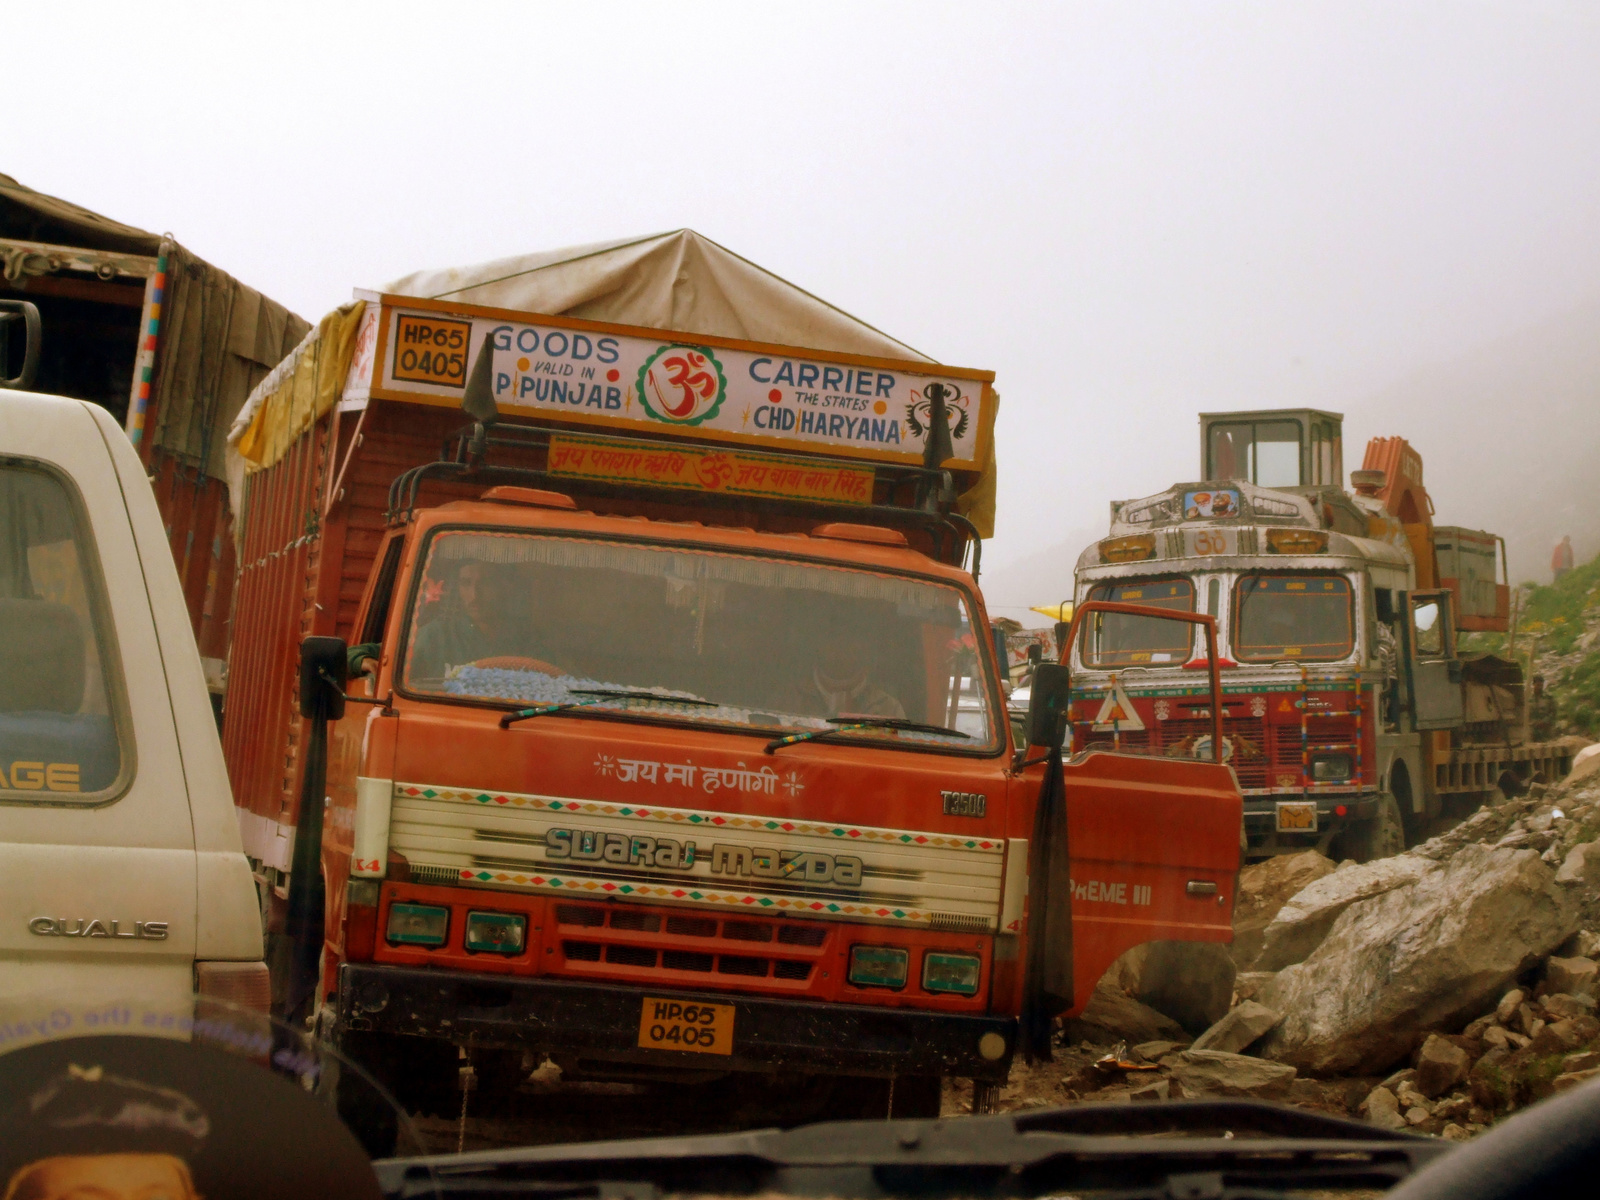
[400,530,996,750]
[1083,578,1195,666]
[1234,573,1354,662]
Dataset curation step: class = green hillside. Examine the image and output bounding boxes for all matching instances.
[1466,552,1600,736]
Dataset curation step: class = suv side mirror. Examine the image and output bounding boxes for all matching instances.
[1023,662,1071,749]
[299,635,349,720]
[0,299,42,390]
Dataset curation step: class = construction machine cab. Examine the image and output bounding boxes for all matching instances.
[1201,408,1344,489]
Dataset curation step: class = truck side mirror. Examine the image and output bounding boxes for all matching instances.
[299,635,349,720]
[0,299,42,390]
[1023,662,1071,749]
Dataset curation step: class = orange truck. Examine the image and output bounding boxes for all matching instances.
[222,281,1240,1148]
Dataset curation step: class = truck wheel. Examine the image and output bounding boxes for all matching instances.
[333,1060,400,1159]
[340,1031,460,1119]
[1344,793,1406,862]
[469,1047,530,1105]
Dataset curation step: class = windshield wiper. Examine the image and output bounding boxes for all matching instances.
[373,1100,1452,1199]
[570,687,717,706]
[499,688,717,729]
[765,716,970,754]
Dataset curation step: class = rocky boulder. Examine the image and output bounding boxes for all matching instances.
[1556,841,1600,888]
[1162,1049,1296,1099]
[1062,980,1186,1046]
[1255,854,1437,972]
[1414,1033,1471,1098]
[1104,940,1237,1035]
[1191,1000,1282,1054]
[1258,844,1578,1075]
[1230,850,1337,969]
[1546,956,1599,998]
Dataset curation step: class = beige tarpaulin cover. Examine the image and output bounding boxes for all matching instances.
[1,172,310,479]
[231,230,996,535]
[386,230,934,363]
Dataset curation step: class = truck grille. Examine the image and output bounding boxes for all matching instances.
[553,902,824,984]
[1084,714,1357,790]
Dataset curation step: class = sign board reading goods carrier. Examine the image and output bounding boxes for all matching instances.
[364,296,996,472]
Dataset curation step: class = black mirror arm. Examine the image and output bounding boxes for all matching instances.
[317,667,391,710]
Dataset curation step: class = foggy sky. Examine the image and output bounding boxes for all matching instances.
[11,2,1600,613]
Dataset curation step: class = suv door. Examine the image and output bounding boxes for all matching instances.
[1403,589,1464,730]
[0,394,198,1012]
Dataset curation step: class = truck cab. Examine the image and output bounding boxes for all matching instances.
[0,372,264,1015]
[1076,408,1570,861]
[220,291,1241,1147]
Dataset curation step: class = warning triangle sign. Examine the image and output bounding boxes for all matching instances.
[1092,680,1146,732]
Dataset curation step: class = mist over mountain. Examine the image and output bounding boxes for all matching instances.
[1343,295,1600,585]
[980,527,1101,630]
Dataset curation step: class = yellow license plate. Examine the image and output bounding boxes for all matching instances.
[638,997,735,1056]
[1276,801,1318,832]
[392,314,471,386]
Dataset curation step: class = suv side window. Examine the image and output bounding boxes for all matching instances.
[0,461,128,802]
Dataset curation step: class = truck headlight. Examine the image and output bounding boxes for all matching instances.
[1311,754,1352,782]
[923,952,981,996]
[387,902,449,947]
[465,911,526,954]
[848,945,908,989]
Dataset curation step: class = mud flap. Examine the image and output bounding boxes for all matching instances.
[1020,747,1073,1062]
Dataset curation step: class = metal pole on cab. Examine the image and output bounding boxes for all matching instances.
[279,637,349,1026]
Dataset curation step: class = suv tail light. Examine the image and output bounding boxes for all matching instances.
[195,961,271,1015]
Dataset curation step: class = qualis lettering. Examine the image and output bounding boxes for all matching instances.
[546,828,698,869]
[29,917,169,940]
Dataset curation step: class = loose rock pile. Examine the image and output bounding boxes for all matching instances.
[1043,771,1600,1134]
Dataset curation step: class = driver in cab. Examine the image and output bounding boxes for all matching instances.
[410,560,547,679]
[784,624,905,720]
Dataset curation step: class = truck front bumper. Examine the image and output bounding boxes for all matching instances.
[336,963,1015,1081]
[1240,793,1377,852]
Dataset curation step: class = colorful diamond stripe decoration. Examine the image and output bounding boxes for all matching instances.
[393,781,1002,853]
[420,862,976,928]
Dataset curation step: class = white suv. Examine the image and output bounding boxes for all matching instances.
[0,381,264,1012]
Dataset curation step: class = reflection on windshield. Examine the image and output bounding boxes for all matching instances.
[401,532,993,747]
[0,465,124,801]
[1235,574,1353,661]
[1084,579,1195,666]
[1413,599,1442,655]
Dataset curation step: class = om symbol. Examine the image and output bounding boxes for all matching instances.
[640,345,727,425]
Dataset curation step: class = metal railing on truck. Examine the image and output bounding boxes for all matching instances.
[383,418,986,576]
